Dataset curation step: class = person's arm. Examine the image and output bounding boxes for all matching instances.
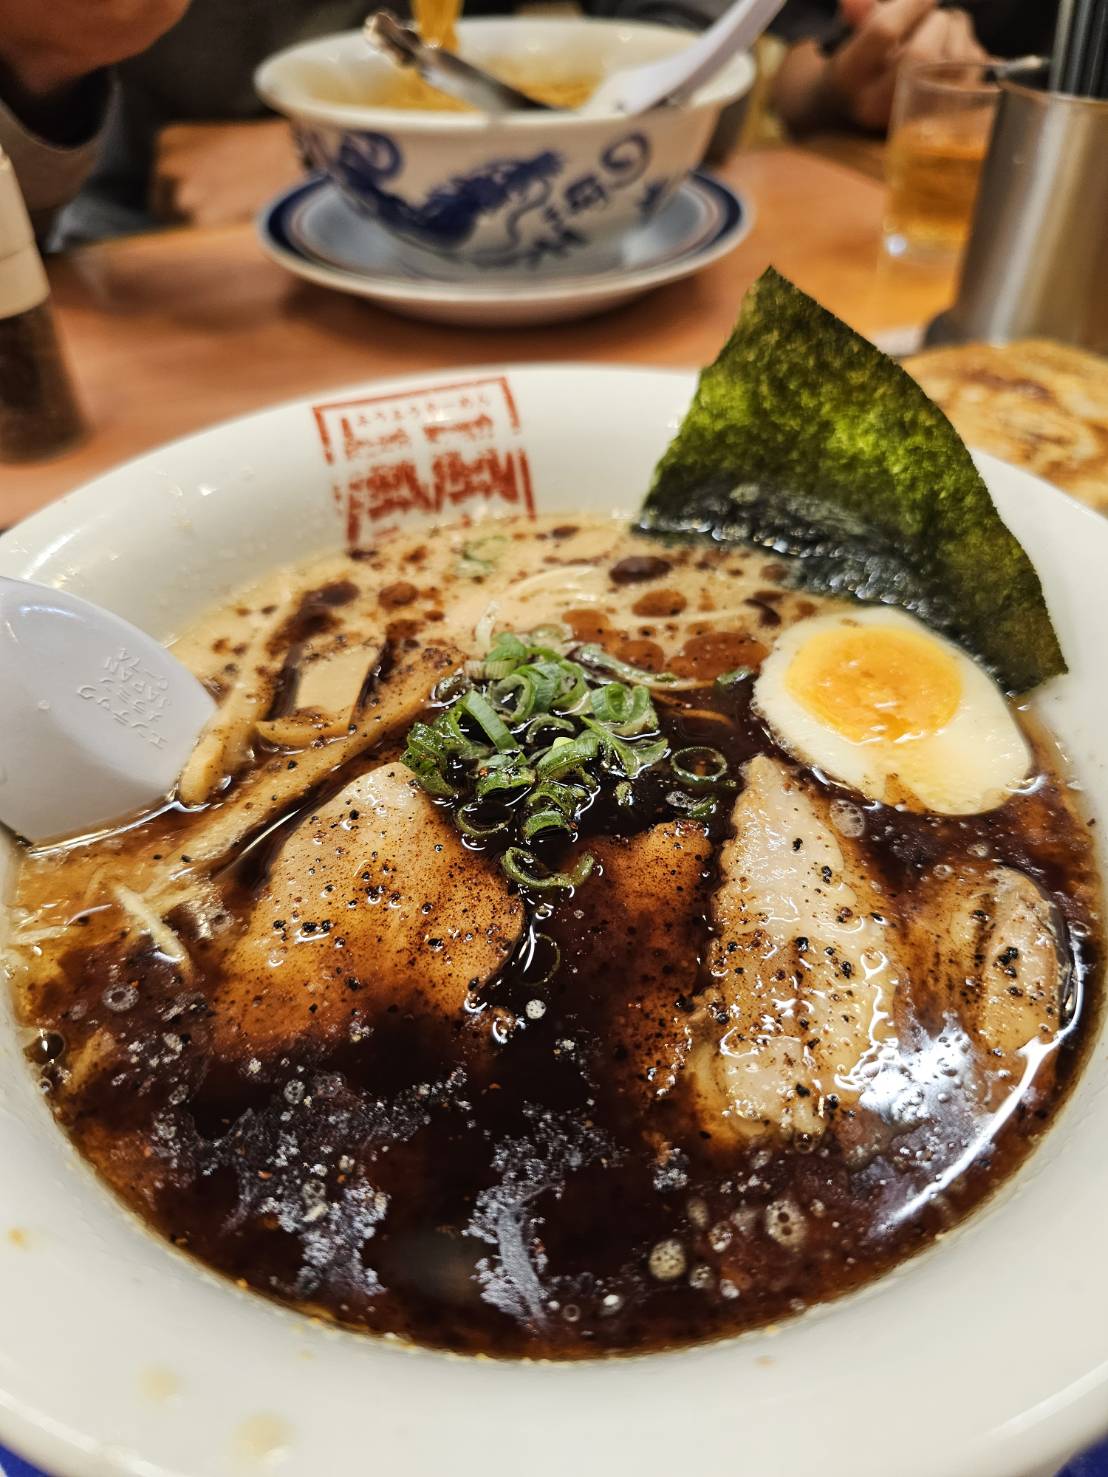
[772,0,987,135]
[0,70,110,229]
[0,0,190,228]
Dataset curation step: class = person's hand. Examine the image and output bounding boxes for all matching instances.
[826,0,988,130]
[772,0,988,135]
[150,120,302,230]
[0,0,190,101]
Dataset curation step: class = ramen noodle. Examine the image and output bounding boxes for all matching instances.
[7,515,1100,1357]
[368,0,598,109]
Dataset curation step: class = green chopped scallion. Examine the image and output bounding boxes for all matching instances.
[671,745,729,789]
[502,847,595,891]
[574,644,676,686]
[460,689,515,751]
[401,627,684,916]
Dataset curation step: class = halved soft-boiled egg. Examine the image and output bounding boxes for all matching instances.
[754,608,1030,815]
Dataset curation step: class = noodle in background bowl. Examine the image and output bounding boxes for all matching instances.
[0,366,1105,1477]
[255,20,755,274]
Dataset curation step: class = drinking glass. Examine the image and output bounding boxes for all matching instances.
[884,61,1000,261]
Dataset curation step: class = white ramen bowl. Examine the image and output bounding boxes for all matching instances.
[0,366,1104,1477]
[255,20,754,273]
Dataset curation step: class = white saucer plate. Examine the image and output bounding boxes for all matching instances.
[257,171,751,326]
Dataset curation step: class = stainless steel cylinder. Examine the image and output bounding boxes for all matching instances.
[925,76,1108,353]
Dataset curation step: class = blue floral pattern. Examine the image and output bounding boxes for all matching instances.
[637,177,672,220]
[296,125,652,268]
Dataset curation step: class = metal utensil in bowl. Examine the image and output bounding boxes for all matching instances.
[364,0,783,118]
[363,12,553,112]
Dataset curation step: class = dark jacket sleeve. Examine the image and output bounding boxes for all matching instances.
[0,74,111,238]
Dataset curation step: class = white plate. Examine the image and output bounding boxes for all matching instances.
[257,171,750,325]
[0,365,1105,1477]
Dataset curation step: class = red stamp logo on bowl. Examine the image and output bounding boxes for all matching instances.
[313,376,535,547]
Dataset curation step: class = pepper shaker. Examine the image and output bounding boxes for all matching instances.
[0,150,85,464]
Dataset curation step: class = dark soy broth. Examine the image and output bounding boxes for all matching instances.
[8,516,1100,1357]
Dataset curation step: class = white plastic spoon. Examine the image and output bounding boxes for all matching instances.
[0,577,215,844]
[580,0,786,116]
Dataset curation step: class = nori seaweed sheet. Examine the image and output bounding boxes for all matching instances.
[638,269,1064,693]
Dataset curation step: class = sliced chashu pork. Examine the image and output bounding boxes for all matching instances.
[692,755,901,1139]
[547,821,713,1104]
[211,764,524,1058]
[907,863,1066,1104]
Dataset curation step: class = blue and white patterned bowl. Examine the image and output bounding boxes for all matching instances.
[255,18,754,274]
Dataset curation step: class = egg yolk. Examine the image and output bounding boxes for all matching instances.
[785,623,962,744]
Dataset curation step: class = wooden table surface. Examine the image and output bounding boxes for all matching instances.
[0,146,962,526]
